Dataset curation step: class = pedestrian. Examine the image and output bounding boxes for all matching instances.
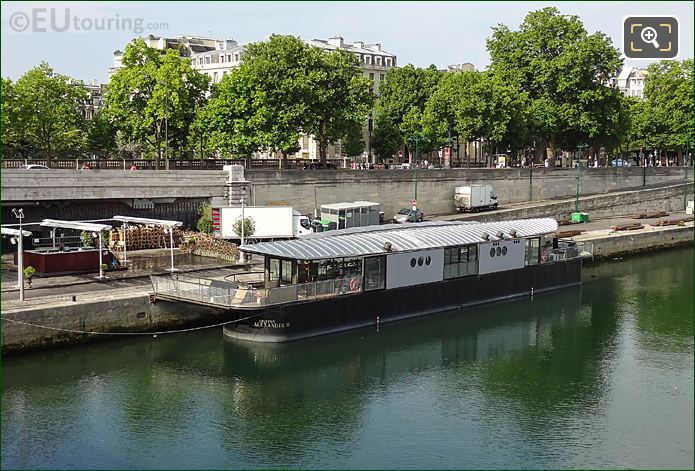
[130,164,137,170]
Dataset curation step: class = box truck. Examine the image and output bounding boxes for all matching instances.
[318,201,383,231]
[454,185,498,212]
[212,206,312,241]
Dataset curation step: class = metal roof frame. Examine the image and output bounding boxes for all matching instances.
[1,227,32,237]
[40,219,112,232]
[240,218,558,261]
[112,216,183,227]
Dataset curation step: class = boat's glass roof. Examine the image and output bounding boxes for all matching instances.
[240,218,558,260]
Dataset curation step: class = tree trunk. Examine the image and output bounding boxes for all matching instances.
[677,146,683,166]
[318,138,328,163]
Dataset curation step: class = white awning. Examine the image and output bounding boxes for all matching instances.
[113,216,183,227]
[1,227,32,237]
[40,219,112,232]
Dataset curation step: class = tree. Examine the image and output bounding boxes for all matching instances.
[371,114,401,162]
[301,47,373,162]
[342,122,365,158]
[86,113,117,159]
[374,65,441,158]
[197,202,213,234]
[233,217,255,239]
[103,39,209,167]
[9,62,88,159]
[635,60,694,164]
[487,7,623,164]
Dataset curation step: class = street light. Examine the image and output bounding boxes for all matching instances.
[11,208,25,301]
[239,196,246,263]
[408,134,422,210]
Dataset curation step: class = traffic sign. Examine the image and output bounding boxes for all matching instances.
[412,199,417,205]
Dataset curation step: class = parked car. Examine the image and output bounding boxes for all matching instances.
[393,208,424,223]
[19,164,49,170]
[611,159,630,167]
[303,162,337,170]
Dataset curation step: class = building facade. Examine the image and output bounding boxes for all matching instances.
[613,67,647,99]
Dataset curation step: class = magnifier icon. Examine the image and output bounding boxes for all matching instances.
[640,27,660,49]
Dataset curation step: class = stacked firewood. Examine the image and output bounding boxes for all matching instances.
[109,225,184,251]
[179,231,239,261]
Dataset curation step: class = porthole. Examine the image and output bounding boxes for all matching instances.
[425,256,431,265]
[490,247,496,257]
[502,246,508,256]
[410,258,416,268]
[418,256,424,266]
[496,247,502,256]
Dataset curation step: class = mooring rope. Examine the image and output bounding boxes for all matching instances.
[0,310,266,337]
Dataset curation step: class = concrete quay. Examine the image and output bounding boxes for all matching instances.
[2,214,692,355]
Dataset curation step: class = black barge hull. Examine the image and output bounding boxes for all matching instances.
[223,260,583,343]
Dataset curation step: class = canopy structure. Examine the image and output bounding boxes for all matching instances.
[240,218,558,261]
[1,227,32,237]
[40,219,113,279]
[112,215,183,271]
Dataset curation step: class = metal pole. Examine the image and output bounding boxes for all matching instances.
[165,79,169,171]
[575,163,580,213]
[168,227,175,272]
[122,222,128,265]
[414,137,419,206]
[239,197,245,263]
[18,230,25,302]
[98,232,104,279]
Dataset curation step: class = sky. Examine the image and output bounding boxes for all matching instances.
[1,1,693,83]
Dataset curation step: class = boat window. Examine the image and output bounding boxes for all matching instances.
[525,238,540,266]
[444,244,479,279]
[280,259,294,285]
[267,258,280,288]
[364,256,386,291]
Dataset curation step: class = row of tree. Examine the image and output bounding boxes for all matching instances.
[371,7,693,165]
[2,7,693,164]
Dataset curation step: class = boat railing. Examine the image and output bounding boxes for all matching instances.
[150,274,364,308]
[543,241,594,263]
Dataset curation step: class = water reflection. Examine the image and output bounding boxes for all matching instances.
[2,249,693,469]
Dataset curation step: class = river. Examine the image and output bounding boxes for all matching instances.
[2,248,693,469]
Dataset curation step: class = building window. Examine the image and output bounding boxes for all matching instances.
[380,73,384,81]
[444,245,478,279]
[213,72,218,83]
[302,135,309,149]
[234,53,240,61]
[385,58,392,66]
[365,55,372,65]
[369,72,374,80]
[375,56,382,65]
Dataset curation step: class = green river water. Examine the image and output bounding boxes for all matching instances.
[2,248,693,469]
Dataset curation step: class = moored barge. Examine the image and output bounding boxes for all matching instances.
[150,218,593,342]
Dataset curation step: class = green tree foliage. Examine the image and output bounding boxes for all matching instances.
[198,35,372,162]
[342,122,365,158]
[5,62,88,158]
[371,114,401,162]
[232,216,255,239]
[487,7,624,161]
[631,60,693,163]
[374,65,441,157]
[103,39,209,166]
[197,202,213,234]
[86,113,117,158]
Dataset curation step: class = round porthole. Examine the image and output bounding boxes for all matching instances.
[418,256,424,266]
[490,247,496,257]
[425,256,431,265]
[502,246,508,256]
[410,258,416,268]
[496,247,502,256]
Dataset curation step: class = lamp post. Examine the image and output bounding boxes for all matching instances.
[239,196,246,263]
[368,112,373,165]
[575,144,587,214]
[408,134,422,210]
[164,78,169,171]
[12,208,25,301]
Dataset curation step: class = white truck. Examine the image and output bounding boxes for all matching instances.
[454,185,498,212]
[212,206,312,241]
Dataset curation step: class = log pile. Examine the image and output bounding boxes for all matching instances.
[179,231,239,261]
[109,226,184,251]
